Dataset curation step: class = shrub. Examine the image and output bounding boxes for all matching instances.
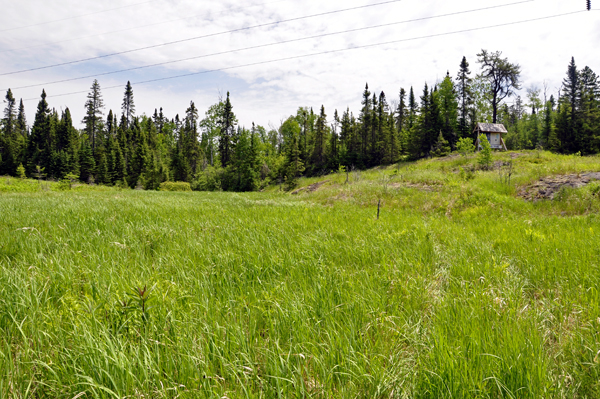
[16,164,26,179]
[431,131,451,157]
[477,134,493,169]
[192,165,223,191]
[456,137,475,156]
[159,181,192,192]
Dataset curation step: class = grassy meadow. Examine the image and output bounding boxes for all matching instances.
[1,151,600,398]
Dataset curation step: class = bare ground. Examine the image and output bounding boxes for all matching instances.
[518,172,600,201]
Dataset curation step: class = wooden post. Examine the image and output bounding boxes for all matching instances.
[377,199,381,220]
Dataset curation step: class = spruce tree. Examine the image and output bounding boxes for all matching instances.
[121,81,135,128]
[183,101,201,176]
[26,90,51,176]
[1,89,17,175]
[311,105,327,171]
[83,80,104,151]
[439,72,459,148]
[456,56,473,139]
[79,141,96,183]
[556,57,579,153]
[358,84,371,163]
[218,93,236,167]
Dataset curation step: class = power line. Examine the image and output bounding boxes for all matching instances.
[0,0,290,54]
[2,0,534,92]
[0,0,404,76]
[0,0,158,33]
[21,10,585,103]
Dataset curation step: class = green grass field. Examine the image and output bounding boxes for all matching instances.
[1,151,600,398]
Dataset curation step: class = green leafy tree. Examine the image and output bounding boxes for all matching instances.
[456,137,475,156]
[477,134,493,169]
[477,50,521,123]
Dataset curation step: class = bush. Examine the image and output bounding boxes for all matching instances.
[192,166,223,191]
[16,164,26,179]
[456,137,475,156]
[159,181,192,192]
[477,134,493,169]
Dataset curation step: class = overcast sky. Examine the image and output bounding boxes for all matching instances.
[1,0,598,130]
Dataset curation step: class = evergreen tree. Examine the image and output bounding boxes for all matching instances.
[56,108,79,175]
[438,72,459,148]
[182,101,201,176]
[1,89,17,175]
[578,66,600,153]
[26,90,52,176]
[121,81,135,128]
[283,121,304,190]
[79,141,96,183]
[359,83,371,165]
[83,80,104,151]
[311,105,327,172]
[456,56,473,138]
[407,87,417,129]
[218,92,236,167]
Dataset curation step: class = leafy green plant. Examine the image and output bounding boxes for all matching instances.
[477,134,493,169]
[159,181,192,191]
[16,163,26,179]
[456,137,475,156]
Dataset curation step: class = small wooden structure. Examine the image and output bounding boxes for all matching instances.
[474,123,508,151]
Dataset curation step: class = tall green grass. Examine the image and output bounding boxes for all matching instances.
[1,151,600,397]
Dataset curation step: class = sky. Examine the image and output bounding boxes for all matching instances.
[0,0,598,131]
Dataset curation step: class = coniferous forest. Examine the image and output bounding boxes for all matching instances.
[1,51,599,191]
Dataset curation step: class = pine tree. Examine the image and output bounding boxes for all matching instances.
[121,81,135,128]
[1,89,17,175]
[26,90,52,176]
[578,66,600,153]
[438,72,459,148]
[456,56,473,139]
[407,87,417,129]
[218,93,236,168]
[283,123,304,190]
[183,101,201,175]
[557,57,579,153]
[56,108,79,175]
[83,80,104,151]
[359,83,371,165]
[311,105,327,171]
[79,141,96,183]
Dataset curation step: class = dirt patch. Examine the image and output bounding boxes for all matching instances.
[291,180,328,195]
[518,172,600,201]
[509,152,527,159]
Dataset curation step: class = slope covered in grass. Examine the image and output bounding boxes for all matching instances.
[1,151,600,398]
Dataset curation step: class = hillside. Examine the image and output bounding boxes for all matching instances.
[1,150,600,397]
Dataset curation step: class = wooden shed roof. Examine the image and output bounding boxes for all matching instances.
[475,123,507,133]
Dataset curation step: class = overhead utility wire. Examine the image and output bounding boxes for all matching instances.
[0,0,158,33]
[4,0,533,92]
[0,0,403,76]
[24,10,584,102]
[0,0,290,54]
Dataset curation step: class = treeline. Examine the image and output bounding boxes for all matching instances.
[0,51,599,191]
